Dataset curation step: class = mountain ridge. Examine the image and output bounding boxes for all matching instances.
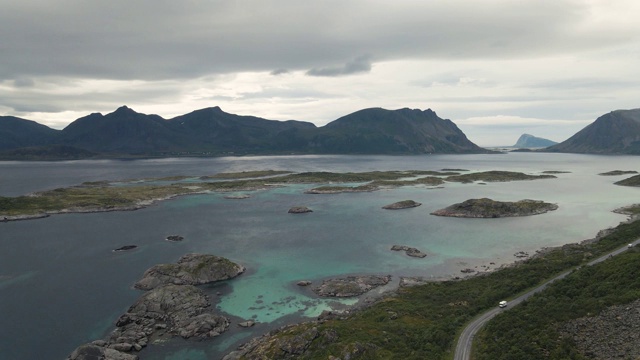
[0,106,490,158]
[545,109,640,154]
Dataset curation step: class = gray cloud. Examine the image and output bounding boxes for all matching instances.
[0,1,635,81]
[271,69,290,76]
[12,78,35,88]
[306,56,372,77]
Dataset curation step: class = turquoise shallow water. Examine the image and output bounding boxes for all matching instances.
[1,153,640,359]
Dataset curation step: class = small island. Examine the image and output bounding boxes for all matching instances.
[382,200,422,210]
[113,245,137,252]
[614,174,640,187]
[134,253,245,290]
[288,206,313,214]
[599,170,638,176]
[445,171,556,183]
[431,198,558,218]
[166,235,184,242]
[390,245,427,258]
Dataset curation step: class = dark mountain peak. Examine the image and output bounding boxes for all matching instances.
[111,105,138,116]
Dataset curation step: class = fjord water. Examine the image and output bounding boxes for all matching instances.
[1,153,639,360]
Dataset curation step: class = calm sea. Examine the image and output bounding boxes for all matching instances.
[1,153,639,360]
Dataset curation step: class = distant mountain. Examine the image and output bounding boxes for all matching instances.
[513,134,557,148]
[0,116,58,150]
[545,109,640,154]
[0,106,491,158]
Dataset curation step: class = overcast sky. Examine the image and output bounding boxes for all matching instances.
[2,0,640,146]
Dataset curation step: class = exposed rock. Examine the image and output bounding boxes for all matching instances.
[460,268,475,273]
[238,320,256,328]
[313,275,391,297]
[431,198,558,218]
[134,253,245,290]
[560,298,640,360]
[108,284,229,349]
[67,344,138,360]
[113,245,137,252]
[390,245,427,258]
[223,325,342,360]
[165,235,184,242]
[288,206,312,214]
[224,194,251,199]
[382,200,421,210]
[297,280,312,286]
[514,251,529,258]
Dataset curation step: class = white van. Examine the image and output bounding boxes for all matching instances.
[499,300,507,308]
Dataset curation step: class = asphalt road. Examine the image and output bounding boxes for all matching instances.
[453,239,640,360]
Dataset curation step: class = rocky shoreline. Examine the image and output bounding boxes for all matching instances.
[312,275,392,297]
[67,253,245,360]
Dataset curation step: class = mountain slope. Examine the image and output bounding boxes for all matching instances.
[546,109,640,154]
[167,106,316,153]
[513,134,557,148]
[0,116,59,150]
[59,106,180,154]
[311,107,487,154]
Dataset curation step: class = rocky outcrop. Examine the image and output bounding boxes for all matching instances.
[224,194,251,199]
[113,284,228,345]
[113,245,137,252]
[560,298,640,359]
[68,343,138,360]
[313,275,391,297]
[288,206,312,214]
[431,198,558,218]
[390,245,427,258]
[165,235,184,242]
[134,253,244,290]
[68,284,229,359]
[382,200,421,210]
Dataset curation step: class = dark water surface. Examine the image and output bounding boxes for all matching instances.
[1,153,639,359]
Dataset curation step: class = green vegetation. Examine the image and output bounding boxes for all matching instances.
[445,170,556,183]
[235,218,640,359]
[474,249,640,359]
[542,170,571,174]
[599,170,638,176]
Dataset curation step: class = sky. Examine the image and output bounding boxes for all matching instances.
[1,1,640,146]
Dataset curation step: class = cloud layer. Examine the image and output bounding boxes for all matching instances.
[1,0,640,145]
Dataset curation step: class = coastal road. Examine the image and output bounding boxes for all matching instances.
[453,239,640,360]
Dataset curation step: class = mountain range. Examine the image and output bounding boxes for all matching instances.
[0,106,489,159]
[3,106,640,159]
